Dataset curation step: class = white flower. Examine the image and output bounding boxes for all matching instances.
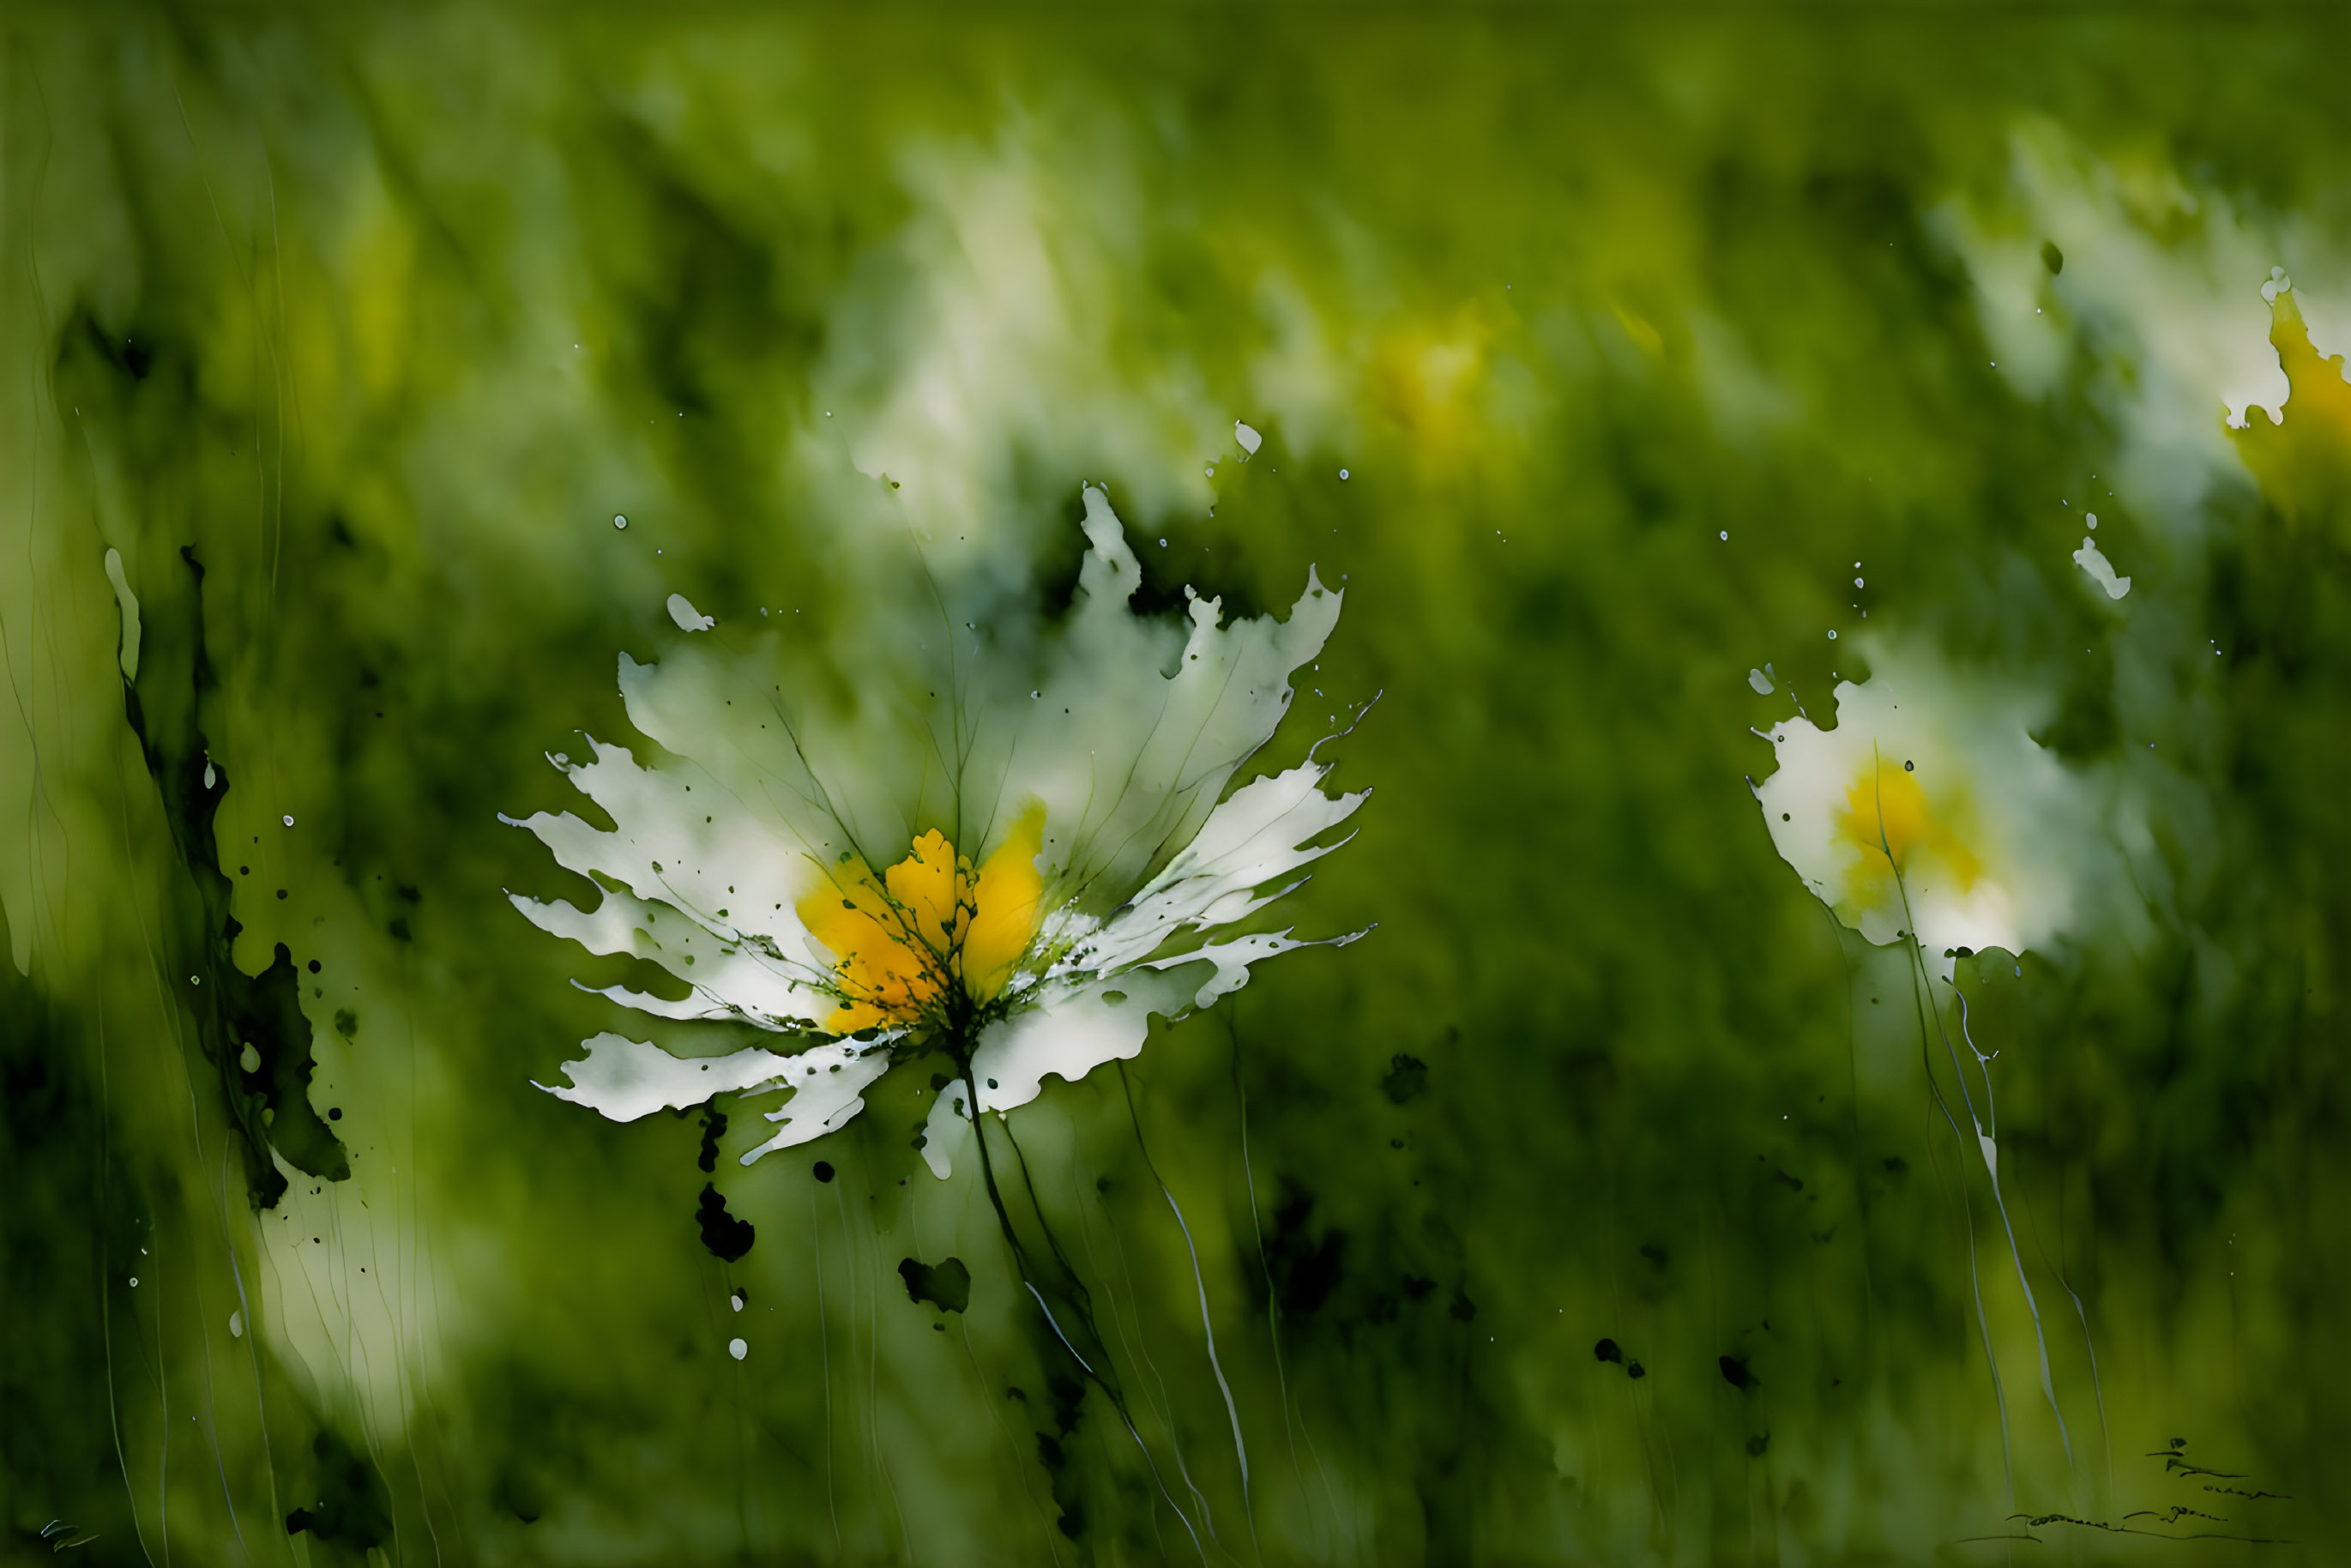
[505,485,1367,1175]
[1751,638,2107,977]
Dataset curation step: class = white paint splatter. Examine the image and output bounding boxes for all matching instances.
[103,547,142,681]
[2072,538,2131,599]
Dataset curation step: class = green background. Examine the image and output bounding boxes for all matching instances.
[3,7,2346,1564]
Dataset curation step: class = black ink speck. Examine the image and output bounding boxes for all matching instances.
[897,1256,972,1314]
[1382,1052,1430,1104]
[696,1184,755,1263]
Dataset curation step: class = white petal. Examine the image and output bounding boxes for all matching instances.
[1141,926,1366,1010]
[1001,488,1350,914]
[1066,759,1366,975]
[503,733,837,1030]
[917,968,1199,1178]
[506,884,827,1031]
[533,1033,802,1122]
[741,1045,895,1162]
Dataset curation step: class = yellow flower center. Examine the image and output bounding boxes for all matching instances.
[1836,756,1983,906]
[797,805,1046,1035]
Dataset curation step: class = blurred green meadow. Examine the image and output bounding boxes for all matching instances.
[4,6,2349,1565]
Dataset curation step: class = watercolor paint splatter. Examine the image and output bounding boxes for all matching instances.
[3,9,2346,1565]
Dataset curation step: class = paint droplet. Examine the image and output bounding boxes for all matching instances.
[1854,577,1864,588]
[129,1277,138,1288]
[614,514,628,529]
[282,815,295,827]
[1720,530,1728,540]
[1827,630,1838,640]
[229,1311,243,1338]
[1234,420,1263,456]
[1339,468,1350,480]
[1747,667,1775,696]
[728,1338,748,1361]
[203,762,216,789]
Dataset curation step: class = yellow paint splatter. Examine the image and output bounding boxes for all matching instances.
[797,804,1046,1034]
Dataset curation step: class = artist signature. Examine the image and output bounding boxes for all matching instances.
[1956,1438,2291,1547]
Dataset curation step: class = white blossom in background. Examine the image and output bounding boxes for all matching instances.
[505,485,1367,1176]
[1930,120,2351,535]
[1751,638,2113,978]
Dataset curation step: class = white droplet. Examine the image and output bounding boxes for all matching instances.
[1719,530,1728,540]
[613,514,628,529]
[240,1043,260,1073]
[1828,630,1838,640]
[1339,468,1350,480]
[2086,512,2098,530]
[667,594,716,632]
[229,1311,244,1339]
[282,815,294,828]
[1234,420,1263,456]
[1747,667,1775,695]
[731,1296,744,1314]
[727,1338,748,1361]
[1854,577,1865,588]
[202,762,216,789]
[1205,465,1215,477]
[190,975,201,986]
[129,1277,139,1288]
